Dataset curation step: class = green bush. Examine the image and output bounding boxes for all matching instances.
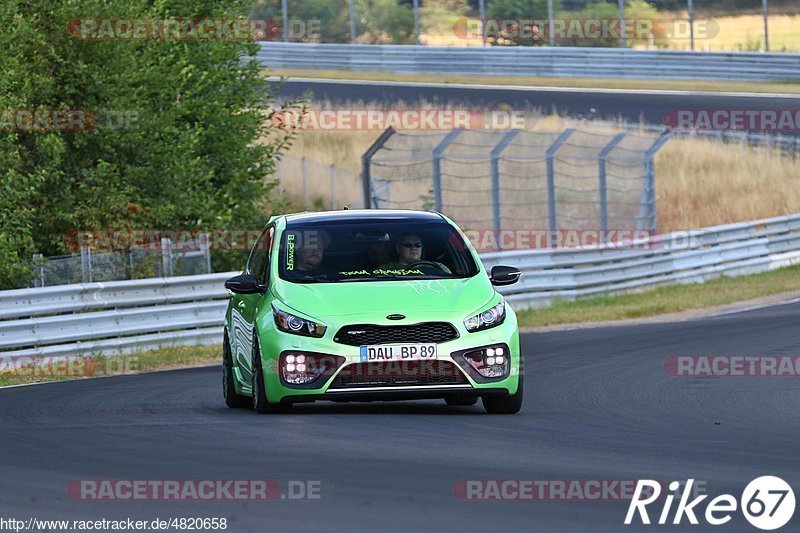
[0,0,298,288]
[486,0,563,46]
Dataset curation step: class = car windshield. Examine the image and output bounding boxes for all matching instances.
[278,218,479,283]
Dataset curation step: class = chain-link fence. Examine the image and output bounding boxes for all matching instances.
[362,127,670,248]
[31,238,211,287]
[275,155,364,209]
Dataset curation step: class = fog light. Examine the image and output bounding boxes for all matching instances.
[280,352,344,386]
[463,344,510,379]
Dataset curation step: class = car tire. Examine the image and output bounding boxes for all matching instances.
[482,374,523,414]
[444,395,479,406]
[251,342,290,414]
[223,331,250,409]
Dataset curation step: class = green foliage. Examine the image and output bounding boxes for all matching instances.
[566,0,668,48]
[250,0,352,43]
[356,0,415,43]
[250,0,415,44]
[486,0,562,46]
[0,0,298,288]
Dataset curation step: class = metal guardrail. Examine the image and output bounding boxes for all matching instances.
[1,214,799,359]
[256,42,800,82]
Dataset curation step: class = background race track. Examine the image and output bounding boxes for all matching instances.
[274,78,800,129]
[1,302,799,532]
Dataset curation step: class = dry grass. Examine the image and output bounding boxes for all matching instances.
[670,14,800,52]
[271,68,800,96]
[655,136,800,231]
[268,105,799,231]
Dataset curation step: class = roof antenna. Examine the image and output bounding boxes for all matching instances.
[343,205,350,210]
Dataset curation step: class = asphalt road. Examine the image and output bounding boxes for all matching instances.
[273,78,800,128]
[1,302,799,532]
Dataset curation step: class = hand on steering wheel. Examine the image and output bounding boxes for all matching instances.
[405,260,445,271]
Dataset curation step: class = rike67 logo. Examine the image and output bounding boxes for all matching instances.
[626,477,795,530]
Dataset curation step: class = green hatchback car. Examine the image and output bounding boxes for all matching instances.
[223,209,523,414]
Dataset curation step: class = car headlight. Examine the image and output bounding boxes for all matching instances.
[272,304,327,338]
[464,300,505,332]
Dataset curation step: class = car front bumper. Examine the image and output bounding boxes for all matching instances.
[257,311,521,404]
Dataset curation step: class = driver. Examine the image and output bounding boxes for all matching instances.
[379,233,451,274]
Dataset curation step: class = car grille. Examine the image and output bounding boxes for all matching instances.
[329,360,468,389]
[333,322,459,346]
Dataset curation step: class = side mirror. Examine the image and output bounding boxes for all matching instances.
[489,265,521,286]
[225,274,265,294]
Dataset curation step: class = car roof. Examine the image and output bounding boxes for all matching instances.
[281,209,445,224]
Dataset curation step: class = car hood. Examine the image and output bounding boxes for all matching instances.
[271,277,495,319]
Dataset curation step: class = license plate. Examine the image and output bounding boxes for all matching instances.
[359,343,438,362]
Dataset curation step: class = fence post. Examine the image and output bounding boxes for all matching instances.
[161,237,173,277]
[33,253,44,287]
[545,129,575,248]
[598,132,627,243]
[432,129,464,212]
[276,156,283,194]
[80,245,92,283]
[490,130,521,250]
[301,156,308,204]
[200,232,211,274]
[641,132,672,233]
[361,127,396,209]
[330,164,337,210]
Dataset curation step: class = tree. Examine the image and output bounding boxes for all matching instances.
[0,0,298,288]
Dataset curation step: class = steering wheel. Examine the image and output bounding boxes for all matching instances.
[405,260,445,271]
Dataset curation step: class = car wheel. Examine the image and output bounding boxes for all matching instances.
[444,395,479,406]
[223,332,249,408]
[251,342,290,414]
[482,374,523,414]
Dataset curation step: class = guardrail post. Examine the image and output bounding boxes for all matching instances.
[361,127,396,209]
[641,132,672,233]
[161,238,173,277]
[598,133,627,243]
[432,128,463,213]
[490,129,522,250]
[330,164,337,210]
[545,129,575,248]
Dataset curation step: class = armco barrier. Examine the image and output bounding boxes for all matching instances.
[256,42,800,82]
[1,214,799,359]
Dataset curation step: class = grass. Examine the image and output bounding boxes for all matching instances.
[271,109,800,233]
[515,263,800,328]
[270,68,800,95]
[670,14,800,52]
[0,345,219,387]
